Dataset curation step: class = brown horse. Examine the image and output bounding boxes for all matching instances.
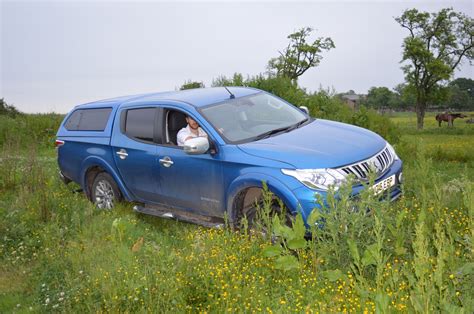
[435,113,467,127]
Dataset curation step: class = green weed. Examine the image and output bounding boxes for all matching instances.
[0,112,473,313]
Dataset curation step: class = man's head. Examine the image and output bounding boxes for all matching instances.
[186,116,199,130]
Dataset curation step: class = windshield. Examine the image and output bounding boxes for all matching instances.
[200,93,308,143]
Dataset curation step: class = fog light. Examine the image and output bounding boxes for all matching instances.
[398,172,403,183]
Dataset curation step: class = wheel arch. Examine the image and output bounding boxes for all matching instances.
[225,172,303,223]
[80,156,133,201]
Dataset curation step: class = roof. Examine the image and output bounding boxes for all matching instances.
[76,87,261,109]
[341,94,361,101]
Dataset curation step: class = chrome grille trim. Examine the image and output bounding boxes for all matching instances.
[337,145,394,181]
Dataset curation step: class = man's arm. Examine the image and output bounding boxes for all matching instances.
[177,129,189,146]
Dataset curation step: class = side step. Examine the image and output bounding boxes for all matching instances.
[133,204,225,229]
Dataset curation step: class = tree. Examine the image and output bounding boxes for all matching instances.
[446,77,474,110]
[393,83,416,110]
[365,87,396,110]
[449,77,474,97]
[211,73,245,87]
[0,98,21,117]
[267,27,335,81]
[179,80,205,90]
[446,84,470,110]
[395,8,473,129]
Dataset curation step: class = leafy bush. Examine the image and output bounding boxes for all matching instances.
[179,80,205,90]
[0,98,21,117]
[350,106,401,144]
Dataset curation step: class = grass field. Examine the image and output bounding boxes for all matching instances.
[393,112,474,181]
[0,112,473,313]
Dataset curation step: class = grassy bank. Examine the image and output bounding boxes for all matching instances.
[0,112,473,313]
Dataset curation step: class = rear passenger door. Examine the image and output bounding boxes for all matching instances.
[111,106,162,202]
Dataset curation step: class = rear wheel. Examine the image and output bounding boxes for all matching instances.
[91,172,122,209]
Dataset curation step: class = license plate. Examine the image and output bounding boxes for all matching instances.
[371,175,395,195]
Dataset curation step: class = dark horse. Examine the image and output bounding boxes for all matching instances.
[435,113,467,127]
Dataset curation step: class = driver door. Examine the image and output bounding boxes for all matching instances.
[155,109,224,218]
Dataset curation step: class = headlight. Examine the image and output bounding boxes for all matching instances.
[386,142,400,160]
[282,168,347,191]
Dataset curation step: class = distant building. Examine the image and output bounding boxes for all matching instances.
[339,90,365,110]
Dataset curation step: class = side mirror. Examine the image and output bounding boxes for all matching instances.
[299,106,310,115]
[209,139,218,155]
[183,137,209,155]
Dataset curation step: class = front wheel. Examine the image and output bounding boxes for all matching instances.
[234,187,293,231]
[91,172,122,209]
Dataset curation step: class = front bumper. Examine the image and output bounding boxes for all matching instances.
[291,159,403,221]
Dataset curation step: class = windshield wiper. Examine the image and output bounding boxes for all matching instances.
[252,118,310,141]
[285,118,309,132]
[253,125,294,141]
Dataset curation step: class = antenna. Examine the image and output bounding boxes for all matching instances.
[224,86,235,99]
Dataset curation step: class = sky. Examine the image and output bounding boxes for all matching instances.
[1,0,473,113]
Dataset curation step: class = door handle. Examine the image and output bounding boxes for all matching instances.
[159,156,174,167]
[116,149,128,160]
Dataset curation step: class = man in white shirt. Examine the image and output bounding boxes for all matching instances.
[177,116,208,146]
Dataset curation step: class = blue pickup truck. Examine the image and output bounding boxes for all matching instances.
[56,87,402,227]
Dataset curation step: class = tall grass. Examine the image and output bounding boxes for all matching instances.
[0,113,63,152]
[0,113,473,312]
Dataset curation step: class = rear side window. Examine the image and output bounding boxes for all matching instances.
[65,108,112,131]
[124,108,155,142]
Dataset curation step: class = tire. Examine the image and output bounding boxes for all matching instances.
[91,172,122,209]
[234,187,293,230]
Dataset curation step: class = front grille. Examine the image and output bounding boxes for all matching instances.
[338,146,394,181]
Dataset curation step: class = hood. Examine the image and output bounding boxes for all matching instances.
[237,119,386,168]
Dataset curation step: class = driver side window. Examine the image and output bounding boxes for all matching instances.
[164,109,212,152]
[165,110,187,146]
